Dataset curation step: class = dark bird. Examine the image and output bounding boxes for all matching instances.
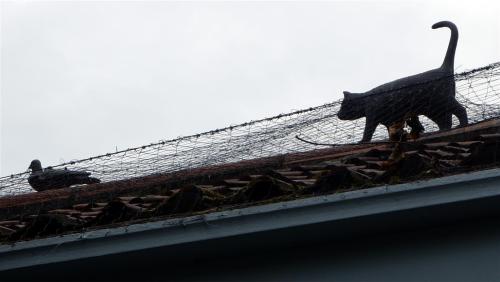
[28,159,100,192]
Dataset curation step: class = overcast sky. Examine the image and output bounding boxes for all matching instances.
[1,0,499,175]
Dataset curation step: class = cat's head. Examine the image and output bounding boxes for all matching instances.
[337,91,366,120]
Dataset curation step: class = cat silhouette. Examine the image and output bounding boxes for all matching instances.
[337,21,468,142]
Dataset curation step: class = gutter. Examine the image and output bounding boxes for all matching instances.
[2,168,500,271]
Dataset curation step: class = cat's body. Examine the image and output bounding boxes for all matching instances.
[337,21,468,142]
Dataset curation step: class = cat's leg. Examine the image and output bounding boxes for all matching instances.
[407,115,424,139]
[361,118,378,143]
[451,100,468,126]
[430,113,452,130]
[386,120,408,141]
[407,115,424,133]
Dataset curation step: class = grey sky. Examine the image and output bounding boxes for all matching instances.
[1,1,499,176]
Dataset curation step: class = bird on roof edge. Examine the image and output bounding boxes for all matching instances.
[27,159,101,192]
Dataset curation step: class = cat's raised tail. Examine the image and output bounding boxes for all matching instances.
[432,21,458,72]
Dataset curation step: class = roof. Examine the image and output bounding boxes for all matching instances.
[2,165,500,273]
[1,117,500,247]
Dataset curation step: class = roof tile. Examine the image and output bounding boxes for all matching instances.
[2,120,500,243]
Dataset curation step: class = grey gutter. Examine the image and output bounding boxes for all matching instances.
[2,168,500,271]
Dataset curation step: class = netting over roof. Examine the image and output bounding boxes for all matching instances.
[1,62,499,196]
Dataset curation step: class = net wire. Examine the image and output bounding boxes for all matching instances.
[1,62,499,196]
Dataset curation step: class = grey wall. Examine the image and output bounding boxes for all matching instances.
[4,215,500,282]
[218,222,500,282]
[170,218,500,282]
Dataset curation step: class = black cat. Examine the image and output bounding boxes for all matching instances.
[337,21,468,142]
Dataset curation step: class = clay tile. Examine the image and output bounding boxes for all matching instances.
[154,185,204,215]
[0,225,16,236]
[302,166,354,195]
[228,175,296,203]
[91,200,144,225]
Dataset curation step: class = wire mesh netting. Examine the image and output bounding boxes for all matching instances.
[1,62,499,197]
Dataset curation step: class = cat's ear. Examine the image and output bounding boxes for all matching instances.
[343,91,354,99]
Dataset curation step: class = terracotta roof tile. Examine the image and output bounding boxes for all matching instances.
[1,119,500,243]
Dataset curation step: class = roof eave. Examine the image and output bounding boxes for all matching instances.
[2,168,500,271]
